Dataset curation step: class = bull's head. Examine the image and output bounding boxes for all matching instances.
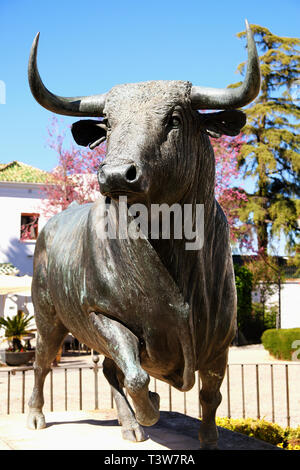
[28,21,260,205]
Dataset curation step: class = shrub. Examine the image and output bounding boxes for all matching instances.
[216,417,284,446]
[284,426,300,450]
[0,311,34,352]
[261,328,300,360]
[242,303,277,344]
[233,265,278,344]
[234,264,253,332]
[216,417,300,450]
[252,302,277,330]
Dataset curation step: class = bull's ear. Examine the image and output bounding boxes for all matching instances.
[199,110,246,138]
[71,119,107,149]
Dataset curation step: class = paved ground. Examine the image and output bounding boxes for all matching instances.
[0,409,280,451]
[0,344,299,432]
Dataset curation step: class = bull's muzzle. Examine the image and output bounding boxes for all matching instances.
[98,162,144,198]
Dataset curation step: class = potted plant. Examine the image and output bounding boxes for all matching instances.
[0,310,35,366]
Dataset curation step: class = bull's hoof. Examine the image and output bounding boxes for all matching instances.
[198,422,218,450]
[27,410,46,430]
[121,424,148,442]
[135,391,160,427]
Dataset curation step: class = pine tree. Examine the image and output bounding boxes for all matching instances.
[234,24,300,257]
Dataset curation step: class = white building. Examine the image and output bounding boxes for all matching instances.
[0,161,50,275]
[0,161,50,322]
[269,279,300,329]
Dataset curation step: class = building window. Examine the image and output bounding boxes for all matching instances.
[20,213,39,241]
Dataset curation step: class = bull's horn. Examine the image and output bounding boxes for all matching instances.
[28,33,106,117]
[190,20,260,110]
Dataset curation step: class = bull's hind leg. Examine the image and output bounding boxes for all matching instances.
[27,310,67,430]
[90,312,159,428]
[103,357,147,442]
[198,350,228,450]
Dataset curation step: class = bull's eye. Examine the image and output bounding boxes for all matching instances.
[169,114,181,129]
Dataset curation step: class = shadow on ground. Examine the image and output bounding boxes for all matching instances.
[45,410,281,451]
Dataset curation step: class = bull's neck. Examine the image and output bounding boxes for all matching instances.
[149,168,216,308]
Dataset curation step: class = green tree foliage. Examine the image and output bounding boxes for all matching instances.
[246,254,282,316]
[234,262,277,343]
[234,264,253,332]
[234,25,300,257]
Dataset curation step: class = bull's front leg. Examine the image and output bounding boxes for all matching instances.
[103,357,147,442]
[27,317,68,430]
[90,312,160,430]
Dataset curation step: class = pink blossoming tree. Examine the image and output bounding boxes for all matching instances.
[40,116,105,218]
[212,134,253,251]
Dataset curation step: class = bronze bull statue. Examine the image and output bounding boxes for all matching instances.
[27,21,260,449]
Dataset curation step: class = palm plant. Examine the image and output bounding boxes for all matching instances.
[0,311,34,351]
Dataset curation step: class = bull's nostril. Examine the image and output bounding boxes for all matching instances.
[125,165,137,182]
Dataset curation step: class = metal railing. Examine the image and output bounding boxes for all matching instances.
[224,363,296,427]
[1,359,299,428]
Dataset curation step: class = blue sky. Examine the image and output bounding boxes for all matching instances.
[1,0,299,172]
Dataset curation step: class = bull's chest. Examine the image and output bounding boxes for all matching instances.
[47,203,195,388]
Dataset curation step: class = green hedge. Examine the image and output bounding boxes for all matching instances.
[216,417,300,450]
[261,328,300,360]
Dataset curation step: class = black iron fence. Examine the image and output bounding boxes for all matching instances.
[1,358,299,429]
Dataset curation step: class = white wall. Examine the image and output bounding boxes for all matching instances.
[0,182,46,351]
[0,182,48,275]
[0,183,49,359]
[280,282,300,329]
[0,293,34,319]
[257,280,300,329]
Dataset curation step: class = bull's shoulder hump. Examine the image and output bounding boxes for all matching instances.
[41,201,95,244]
